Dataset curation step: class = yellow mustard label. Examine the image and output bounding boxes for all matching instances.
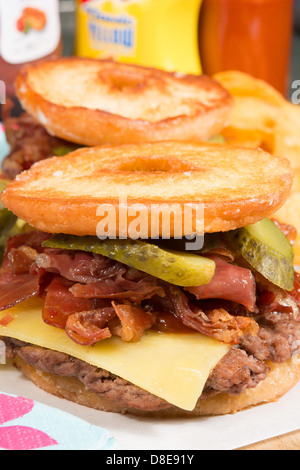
[75,0,202,74]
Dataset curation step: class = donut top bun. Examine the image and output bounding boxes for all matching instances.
[2,141,293,237]
[15,58,233,146]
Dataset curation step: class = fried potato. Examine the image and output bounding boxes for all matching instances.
[214,71,300,264]
[213,71,285,106]
[273,103,300,170]
[214,72,281,153]
[275,169,300,264]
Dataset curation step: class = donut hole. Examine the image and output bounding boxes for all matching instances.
[101,69,145,92]
[119,156,194,172]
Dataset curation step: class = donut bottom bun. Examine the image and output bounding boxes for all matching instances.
[13,356,300,418]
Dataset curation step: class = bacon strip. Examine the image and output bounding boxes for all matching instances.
[65,308,115,346]
[0,232,50,311]
[70,279,164,303]
[185,255,256,312]
[42,276,95,329]
[0,313,14,326]
[0,274,41,311]
[37,252,165,303]
[164,285,258,344]
[0,231,261,346]
[36,252,123,283]
[111,302,155,342]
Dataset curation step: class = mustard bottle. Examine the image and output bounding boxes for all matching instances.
[75,0,202,75]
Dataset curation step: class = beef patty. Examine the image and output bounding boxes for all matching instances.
[3,302,300,412]
[2,337,268,411]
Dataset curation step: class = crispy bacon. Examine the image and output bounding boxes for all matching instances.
[65,308,115,346]
[5,231,51,253]
[0,273,41,311]
[2,113,75,179]
[256,271,300,320]
[0,313,14,326]
[192,309,259,344]
[36,252,123,284]
[8,245,38,275]
[37,252,165,303]
[111,302,155,342]
[154,312,193,334]
[70,277,164,303]
[0,232,50,311]
[272,219,297,246]
[205,241,236,262]
[163,285,258,344]
[42,276,95,329]
[0,230,274,347]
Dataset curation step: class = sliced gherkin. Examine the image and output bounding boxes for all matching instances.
[0,207,17,232]
[44,235,216,287]
[207,134,226,144]
[0,178,11,193]
[226,218,294,291]
[0,178,18,265]
[0,178,17,235]
[51,144,81,157]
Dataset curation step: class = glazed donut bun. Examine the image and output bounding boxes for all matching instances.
[15,58,233,146]
[2,141,292,237]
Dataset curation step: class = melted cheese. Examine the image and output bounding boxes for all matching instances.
[0,298,230,410]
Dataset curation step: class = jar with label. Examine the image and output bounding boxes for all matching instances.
[199,0,294,97]
[0,0,62,98]
[75,0,203,75]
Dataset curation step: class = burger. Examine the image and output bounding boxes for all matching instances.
[0,140,299,417]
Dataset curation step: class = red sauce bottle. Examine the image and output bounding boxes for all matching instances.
[0,0,62,98]
[199,0,294,97]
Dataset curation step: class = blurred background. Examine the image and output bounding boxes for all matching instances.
[1,0,299,102]
[292,0,300,88]
[59,0,299,97]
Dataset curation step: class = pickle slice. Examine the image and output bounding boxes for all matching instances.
[0,178,17,234]
[0,178,11,193]
[226,218,294,291]
[44,235,216,287]
[207,134,226,144]
[51,144,81,157]
[0,178,18,265]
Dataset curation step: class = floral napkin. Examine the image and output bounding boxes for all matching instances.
[0,393,119,450]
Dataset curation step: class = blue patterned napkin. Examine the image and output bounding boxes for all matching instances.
[0,392,119,450]
[0,124,10,164]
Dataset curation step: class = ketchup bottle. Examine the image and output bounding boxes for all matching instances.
[0,0,62,99]
[199,0,294,97]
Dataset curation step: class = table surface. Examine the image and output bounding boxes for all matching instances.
[238,430,300,451]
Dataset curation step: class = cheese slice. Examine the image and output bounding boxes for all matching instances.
[0,298,230,411]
